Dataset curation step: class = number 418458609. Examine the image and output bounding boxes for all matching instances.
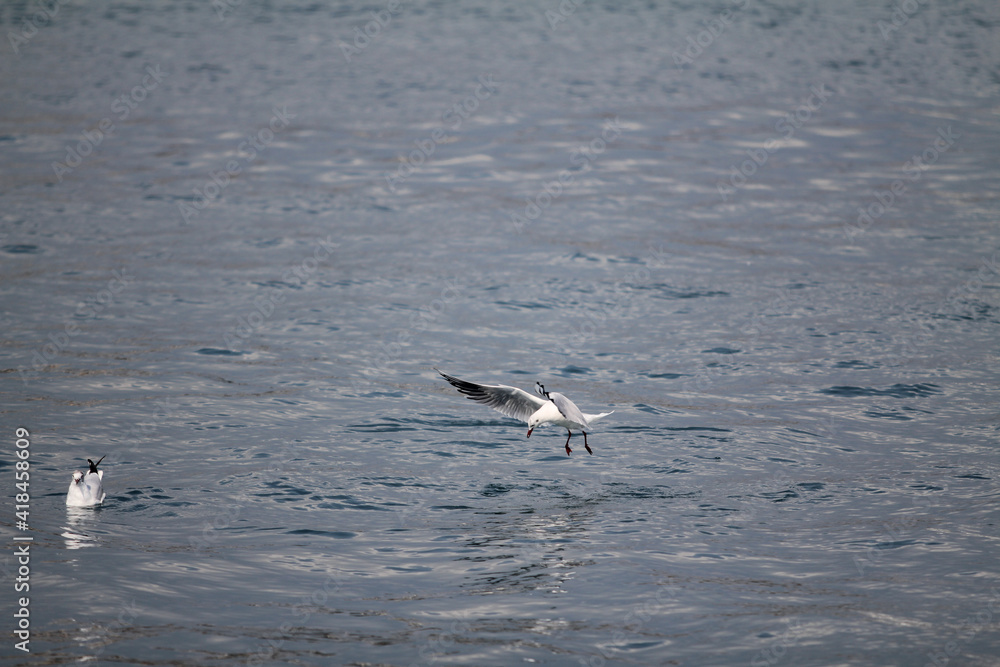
[15,427,30,529]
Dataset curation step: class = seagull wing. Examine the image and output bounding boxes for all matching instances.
[437,370,547,424]
[549,392,589,426]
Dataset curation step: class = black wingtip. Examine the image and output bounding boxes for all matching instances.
[437,370,501,405]
[439,370,475,392]
[87,455,106,474]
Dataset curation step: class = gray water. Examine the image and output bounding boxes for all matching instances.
[2,1,999,665]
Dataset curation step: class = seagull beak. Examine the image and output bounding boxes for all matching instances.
[526,428,533,438]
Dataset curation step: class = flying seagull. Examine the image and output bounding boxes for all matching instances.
[437,369,614,455]
[66,455,106,507]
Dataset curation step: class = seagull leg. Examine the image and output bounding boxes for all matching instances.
[564,430,573,456]
[583,431,592,455]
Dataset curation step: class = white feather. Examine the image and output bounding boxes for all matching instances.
[66,469,105,507]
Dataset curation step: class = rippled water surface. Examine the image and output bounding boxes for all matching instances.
[2,1,999,665]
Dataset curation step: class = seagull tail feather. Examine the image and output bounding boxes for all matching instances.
[584,410,614,423]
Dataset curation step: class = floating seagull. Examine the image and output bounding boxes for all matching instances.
[437,369,614,455]
[66,456,106,507]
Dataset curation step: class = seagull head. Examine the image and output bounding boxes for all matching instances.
[72,471,83,483]
[527,414,541,438]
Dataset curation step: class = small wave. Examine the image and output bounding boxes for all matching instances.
[196,348,247,356]
[2,244,42,254]
[286,529,355,538]
[639,372,686,379]
[833,360,877,369]
[819,383,942,398]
